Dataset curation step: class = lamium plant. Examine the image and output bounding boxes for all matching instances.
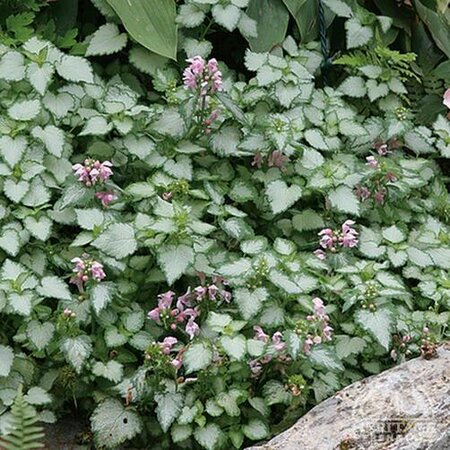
[0,0,449,449]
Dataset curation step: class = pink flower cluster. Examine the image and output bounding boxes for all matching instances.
[70,254,105,291]
[443,88,450,109]
[249,326,286,376]
[148,276,232,340]
[303,297,333,354]
[183,56,223,95]
[72,159,113,187]
[251,151,290,171]
[158,336,183,369]
[314,220,358,260]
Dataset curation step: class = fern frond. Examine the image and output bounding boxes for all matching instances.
[0,386,45,450]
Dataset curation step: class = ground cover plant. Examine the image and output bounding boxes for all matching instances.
[0,0,449,449]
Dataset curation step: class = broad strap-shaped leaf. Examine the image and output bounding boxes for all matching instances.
[105,0,177,60]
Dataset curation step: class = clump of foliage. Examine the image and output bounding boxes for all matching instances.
[0,0,449,449]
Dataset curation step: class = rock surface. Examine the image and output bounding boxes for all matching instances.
[247,346,450,450]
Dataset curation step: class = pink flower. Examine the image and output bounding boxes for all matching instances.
[95,191,117,207]
[251,152,263,169]
[323,325,333,341]
[355,185,371,201]
[254,326,269,343]
[313,297,326,317]
[443,88,450,109]
[366,156,379,168]
[158,291,175,309]
[385,172,397,183]
[208,284,218,300]
[171,352,183,370]
[91,261,106,281]
[303,337,314,354]
[314,249,327,260]
[160,337,178,355]
[147,308,161,323]
[194,286,207,300]
[69,254,105,291]
[340,220,358,248]
[268,151,289,170]
[374,189,386,204]
[271,332,286,352]
[72,159,113,186]
[183,56,222,94]
[176,288,192,311]
[162,192,173,201]
[377,144,389,156]
[185,317,200,339]
[318,228,334,249]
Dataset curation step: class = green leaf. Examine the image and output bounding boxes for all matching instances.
[219,258,252,278]
[75,208,105,231]
[31,125,65,157]
[8,99,41,121]
[26,321,55,351]
[212,4,241,31]
[323,0,352,17]
[220,335,247,360]
[25,386,52,405]
[9,292,32,315]
[234,287,268,319]
[91,399,142,448]
[242,418,269,440]
[0,51,25,81]
[38,276,71,300]
[338,76,366,97]
[246,0,289,52]
[3,179,30,203]
[62,336,92,373]
[86,23,128,56]
[266,180,302,214]
[309,347,344,371]
[240,237,268,255]
[155,392,183,432]
[184,342,212,374]
[79,116,112,136]
[282,0,317,42]
[27,62,54,95]
[91,283,114,314]
[355,308,393,350]
[217,390,244,417]
[56,55,94,83]
[194,423,222,450]
[328,185,360,215]
[345,18,373,49]
[24,216,52,241]
[93,223,137,259]
[158,244,194,285]
[105,0,177,60]
[292,209,324,231]
[382,225,406,244]
[0,229,20,256]
[171,424,192,443]
[92,360,123,383]
[0,345,14,377]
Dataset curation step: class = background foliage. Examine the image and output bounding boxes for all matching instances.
[0,0,449,449]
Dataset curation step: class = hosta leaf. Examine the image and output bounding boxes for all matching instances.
[93,223,137,259]
[184,342,212,374]
[91,399,142,448]
[86,23,128,56]
[0,345,14,377]
[355,308,392,350]
[266,180,302,214]
[26,321,55,351]
[158,244,194,285]
[38,276,71,300]
[105,0,177,60]
[56,55,94,83]
[155,392,183,432]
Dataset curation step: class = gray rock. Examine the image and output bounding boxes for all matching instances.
[247,346,450,450]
